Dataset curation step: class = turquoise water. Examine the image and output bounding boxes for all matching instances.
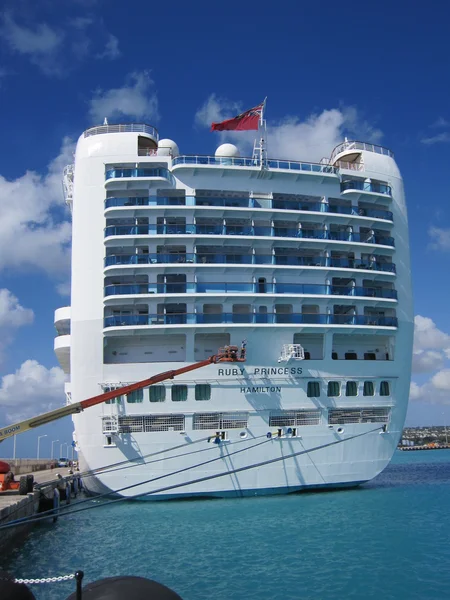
[6,450,450,600]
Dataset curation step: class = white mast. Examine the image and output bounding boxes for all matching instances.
[252,97,267,168]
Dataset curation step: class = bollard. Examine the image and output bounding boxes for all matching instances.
[53,488,60,523]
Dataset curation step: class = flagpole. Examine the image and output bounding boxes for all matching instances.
[260,97,267,168]
[252,98,267,169]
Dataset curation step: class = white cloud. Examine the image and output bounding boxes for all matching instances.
[409,374,450,404]
[0,13,64,75]
[0,289,33,328]
[410,316,450,404]
[96,34,121,60]
[421,132,450,145]
[56,281,71,297]
[409,381,422,401]
[195,95,383,161]
[0,137,73,281]
[428,226,450,251]
[0,289,34,365]
[412,350,445,374]
[431,117,449,128]
[89,71,159,123]
[70,17,94,30]
[431,369,450,391]
[0,360,65,422]
[1,13,121,74]
[413,316,450,353]
[195,93,241,128]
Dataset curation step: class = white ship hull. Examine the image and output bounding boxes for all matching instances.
[78,424,399,500]
[56,126,413,500]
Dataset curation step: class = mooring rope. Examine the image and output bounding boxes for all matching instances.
[0,426,383,531]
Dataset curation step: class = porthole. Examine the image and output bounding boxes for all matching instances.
[239,431,247,439]
[337,427,344,434]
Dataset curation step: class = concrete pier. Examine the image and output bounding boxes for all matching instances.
[2,458,57,475]
[0,467,81,552]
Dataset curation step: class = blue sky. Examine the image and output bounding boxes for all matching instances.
[0,0,449,458]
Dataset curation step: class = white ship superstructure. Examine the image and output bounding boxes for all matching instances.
[55,122,413,498]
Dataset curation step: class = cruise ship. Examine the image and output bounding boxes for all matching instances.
[54,120,413,499]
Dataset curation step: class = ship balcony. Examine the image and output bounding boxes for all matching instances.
[54,306,71,336]
[104,196,394,223]
[103,313,398,330]
[172,155,339,180]
[104,167,175,189]
[330,140,394,163]
[84,123,158,143]
[340,179,392,201]
[104,282,398,301]
[103,225,395,248]
[106,196,186,209]
[104,253,397,274]
[54,334,71,374]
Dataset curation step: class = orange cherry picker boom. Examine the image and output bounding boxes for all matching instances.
[0,342,247,443]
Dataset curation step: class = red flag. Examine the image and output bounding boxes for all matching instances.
[211,102,264,132]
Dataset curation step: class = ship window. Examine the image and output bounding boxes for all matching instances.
[195,384,211,401]
[126,389,143,403]
[149,386,166,402]
[345,352,358,360]
[363,381,375,396]
[327,381,340,397]
[380,381,390,396]
[332,352,338,360]
[346,381,358,396]
[172,385,188,402]
[364,353,376,360]
[105,392,122,405]
[307,382,320,397]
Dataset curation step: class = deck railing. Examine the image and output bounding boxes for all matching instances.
[104,313,398,327]
[341,180,392,196]
[104,225,394,246]
[84,123,158,139]
[104,253,397,273]
[105,168,174,184]
[104,282,397,299]
[104,196,393,221]
[172,155,339,174]
[330,140,394,162]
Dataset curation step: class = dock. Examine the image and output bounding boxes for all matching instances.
[0,465,82,552]
[398,444,450,451]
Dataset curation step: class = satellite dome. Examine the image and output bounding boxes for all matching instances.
[215,143,240,158]
[158,139,179,157]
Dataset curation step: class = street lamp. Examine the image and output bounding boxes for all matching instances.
[51,440,59,459]
[60,442,68,457]
[37,435,48,459]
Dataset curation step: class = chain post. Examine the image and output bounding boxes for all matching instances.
[75,570,84,600]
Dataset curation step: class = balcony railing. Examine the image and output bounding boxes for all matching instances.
[105,168,175,185]
[330,140,394,162]
[341,180,392,196]
[104,282,398,299]
[104,313,398,328]
[84,123,158,139]
[172,155,339,174]
[106,196,186,208]
[104,225,395,247]
[103,196,393,221]
[104,253,397,273]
